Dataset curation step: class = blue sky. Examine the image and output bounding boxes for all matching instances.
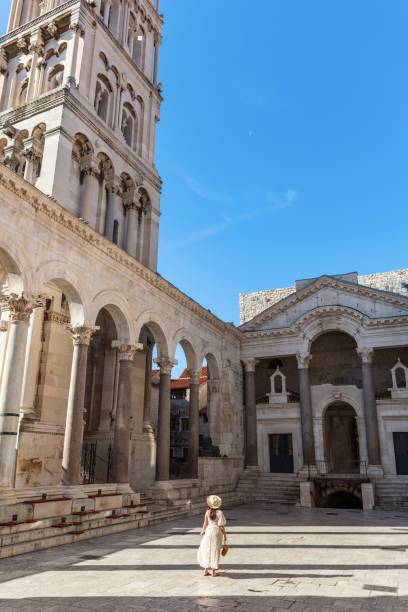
[2,1,408,330]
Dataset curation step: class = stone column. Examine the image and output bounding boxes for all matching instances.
[297,352,316,467]
[154,357,175,481]
[357,347,381,467]
[243,358,259,467]
[111,342,141,483]
[20,299,45,418]
[0,294,33,487]
[81,165,100,228]
[0,49,9,111]
[62,325,97,485]
[125,203,138,258]
[153,32,162,85]
[143,340,153,431]
[188,369,200,479]
[65,22,84,86]
[27,29,44,101]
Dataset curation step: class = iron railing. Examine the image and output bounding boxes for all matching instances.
[81,442,113,484]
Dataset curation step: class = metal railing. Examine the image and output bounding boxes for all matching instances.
[81,442,113,484]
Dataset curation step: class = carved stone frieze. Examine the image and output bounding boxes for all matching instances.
[0,293,34,322]
[68,325,99,346]
[154,357,177,375]
[112,341,143,361]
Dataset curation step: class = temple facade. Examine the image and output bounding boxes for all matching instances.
[239,272,408,509]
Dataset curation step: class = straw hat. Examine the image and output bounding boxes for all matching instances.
[207,494,222,509]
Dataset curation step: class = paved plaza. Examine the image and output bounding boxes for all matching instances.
[1,504,408,611]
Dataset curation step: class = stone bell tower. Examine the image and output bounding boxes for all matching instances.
[0,0,163,270]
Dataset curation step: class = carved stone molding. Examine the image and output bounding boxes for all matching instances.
[242,358,259,373]
[47,22,60,40]
[44,310,70,325]
[112,341,143,361]
[68,325,99,346]
[0,49,8,75]
[356,347,374,364]
[296,352,312,369]
[0,293,34,322]
[154,357,177,375]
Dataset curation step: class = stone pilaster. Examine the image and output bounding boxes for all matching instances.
[61,325,98,485]
[154,357,176,481]
[297,352,316,467]
[0,294,33,487]
[243,358,259,467]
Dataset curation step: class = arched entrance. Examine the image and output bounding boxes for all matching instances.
[324,402,360,473]
[324,490,363,509]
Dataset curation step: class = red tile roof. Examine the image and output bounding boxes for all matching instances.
[171,366,208,389]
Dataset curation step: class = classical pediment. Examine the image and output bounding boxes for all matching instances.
[241,275,408,333]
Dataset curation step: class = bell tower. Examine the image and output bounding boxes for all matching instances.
[0,0,163,270]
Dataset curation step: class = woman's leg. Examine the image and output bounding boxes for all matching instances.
[203,568,209,576]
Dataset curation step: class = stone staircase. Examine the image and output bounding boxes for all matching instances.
[0,484,242,559]
[236,469,300,505]
[375,477,408,510]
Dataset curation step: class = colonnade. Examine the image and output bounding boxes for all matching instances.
[243,347,382,472]
[0,293,210,489]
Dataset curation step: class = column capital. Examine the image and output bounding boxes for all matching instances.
[0,293,35,322]
[112,341,143,361]
[154,357,177,375]
[357,347,374,363]
[189,369,201,385]
[296,352,312,369]
[243,358,259,373]
[68,325,99,346]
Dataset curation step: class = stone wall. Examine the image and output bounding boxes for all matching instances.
[240,269,408,324]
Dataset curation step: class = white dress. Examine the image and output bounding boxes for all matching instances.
[197,509,226,570]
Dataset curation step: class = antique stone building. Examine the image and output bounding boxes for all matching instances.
[0,0,407,559]
[239,271,408,509]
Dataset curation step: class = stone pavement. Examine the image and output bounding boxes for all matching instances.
[0,504,408,611]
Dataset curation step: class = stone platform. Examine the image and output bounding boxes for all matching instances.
[1,504,408,611]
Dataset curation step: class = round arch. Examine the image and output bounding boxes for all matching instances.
[171,328,200,371]
[294,307,367,354]
[33,260,89,325]
[135,310,169,357]
[90,291,133,343]
[0,243,29,294]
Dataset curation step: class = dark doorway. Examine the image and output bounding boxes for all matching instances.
[324,491,363,510]
[393,432,408,475]
[269,433,294,473]
[324,403,360,473]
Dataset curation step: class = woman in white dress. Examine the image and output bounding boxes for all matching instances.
[197,495,227,577]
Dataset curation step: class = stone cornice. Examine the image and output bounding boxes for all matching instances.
[241,304,408,339]
[0,87,162,193]
[0,164,241,338]
[241,274,408,331]
[0,0,79,47]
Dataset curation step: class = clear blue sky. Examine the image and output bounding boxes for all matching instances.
[2,1,408,327]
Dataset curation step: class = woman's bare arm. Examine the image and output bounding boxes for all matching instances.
[201,511,209,535]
